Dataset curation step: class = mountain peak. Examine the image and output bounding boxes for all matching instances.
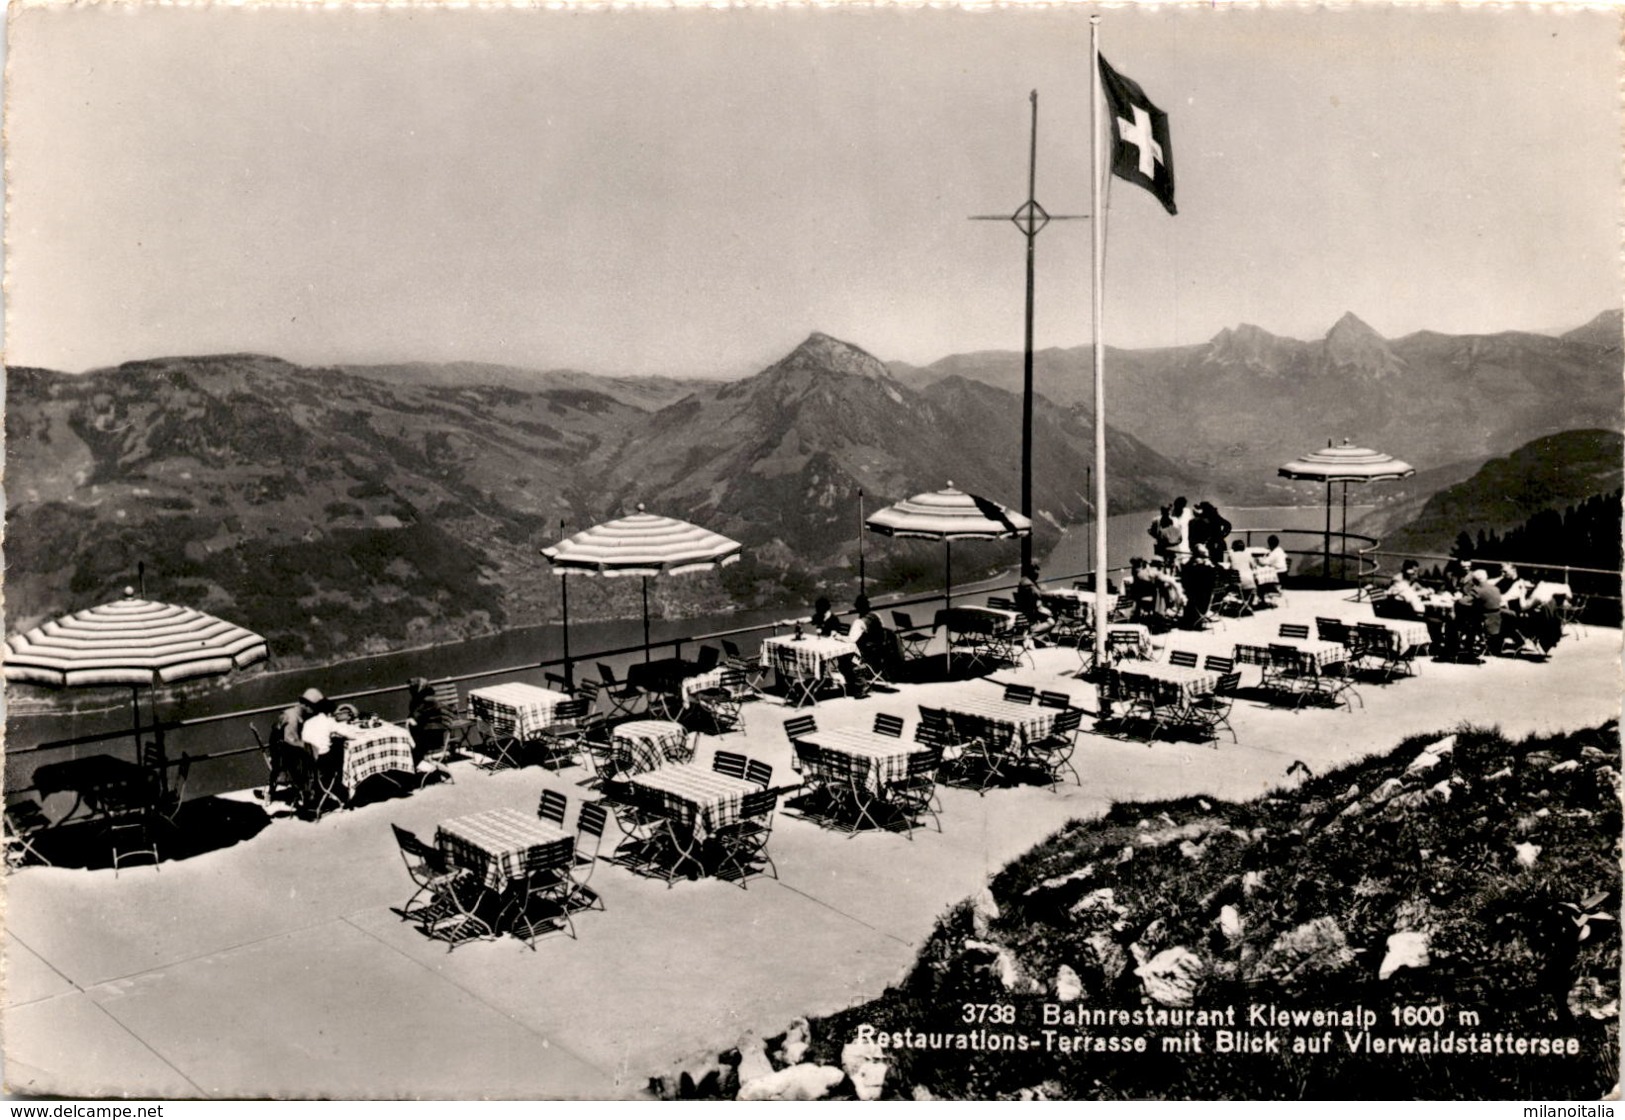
[771,332,895,381]
[1327,311,1382,341]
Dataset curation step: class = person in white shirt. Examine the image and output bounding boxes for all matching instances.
[1229,539,1258,591]
[1263,535,1290,576]
[300,701,343,757]
[1169,497,1195,565]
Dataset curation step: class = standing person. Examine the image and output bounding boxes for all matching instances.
[1191,502,1233,563]
[1169,497,1195,566]
[1148,506,1183,566]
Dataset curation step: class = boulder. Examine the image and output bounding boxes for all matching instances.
[1070,887,1122,920]
[1343,783,1361,801]
[1378,930,1430,980]
[1548,759,1580,773]
[1241,870,1267,896]
[1428,780,1453,802]
[1029,864,1095,895]
[1117,845,1135,864]
[1055,964,1084,1002]
[1264,917,1354,983]
[1567,976,1620,1021]
[1514,842,1542,868]
[738,1064,845,1102]
[736,1037,775,1086]
[1178,839,1208,862]
[1134,947,1204,1007]
[964,939,1040,993]
[1487,766,1514,781]
[775,1018,811,1067]
[1217,904,1243,943]
[1369,777,1407,803]
[1087,931,1129,983]
[842,1033,889,1101]
[1386,790,1429,812]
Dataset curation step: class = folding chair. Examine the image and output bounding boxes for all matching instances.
[1266,644,1311,708]
[390,823,494,947]
[1278,623,1311,640]
[429,682,478,753]
[831,752,886,833]
[872,712,905,738]
[689,668,747,734]
[252,724,299,810]
[882,745,943,838]
[1355,622,1409,681]
[1037,690,1072,710]
[695,645,723,673]
[987,596,1016,612]
[891,612,934,662]
[152,754,191,833]
[721,639,768,695]
[603,783,672,873]
[712,787,780,887]
[775,649,825,710]
[507,835,579,947]
[784,714,818,771]
[1203,654,1235,675]
[478,711,529,774]
[712,750,748,781]
[4,799,54,868]
[1168,650,1199,669]
[1315,618,1368,673]
[1002,683,1036,706]
[536,698,591,772]
[596,664,647,719]
[1214,567,1256,618]
[745,758,773,789]
[1184,672,1241,745]
[568,802,609,912]
[537,788,569,828]
[1022,707,1083,790]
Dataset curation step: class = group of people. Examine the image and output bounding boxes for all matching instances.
[266,680,452,808]
[1131,497,1288,629]
[804,593,900,689]
[1378,558,1563,659]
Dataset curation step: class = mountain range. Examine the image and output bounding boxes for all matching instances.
[891,310,1623,498]
[3,336,1197,665]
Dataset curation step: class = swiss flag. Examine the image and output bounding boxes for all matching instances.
[1099,55,1176,216]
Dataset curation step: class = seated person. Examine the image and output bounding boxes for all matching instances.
[406,677,453,766]
[808,595,842,638]
[845,594,898,681]
[1454,570,1504,657]
[300,698,344,757]
[1178,555,1218,628]
[273,687,323,750]
[1379,559,1428,617]
[1262,535,1290,577]
[1132,558,1185,628]
[1013,563,1056,644]
[1228,539,1259,592]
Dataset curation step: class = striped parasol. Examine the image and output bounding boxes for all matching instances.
[1279,439,1415,580]
[4,592,269,689]
[543,506,742,668]
[866,483,1030,672]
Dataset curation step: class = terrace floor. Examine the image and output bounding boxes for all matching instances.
[4,591,1620,1099]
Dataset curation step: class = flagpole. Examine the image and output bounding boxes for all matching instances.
[1090,13,1109,677]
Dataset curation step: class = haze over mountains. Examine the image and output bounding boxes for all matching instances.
[6,312,1618,666]
[892,309,1623,497]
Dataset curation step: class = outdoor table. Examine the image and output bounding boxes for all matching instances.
[31,754,150,824]
[935,606,1023,670]
[611,719,691,775]
[1042,588,1120,625]
[801,727,928,799]
[936,692,1058,787]
[436,807,572,897]
[468,682,571,739]
[1353,616,1431,653]
[680,666,728,704]
[1114,661,1220,704]
[628,763,758,879]
[761,635,856,701]
[328,719,417,792]
[1233,636,1348,671]
[1106,623,1154,660]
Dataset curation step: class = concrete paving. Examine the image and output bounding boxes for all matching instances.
[4,592,1619,1099]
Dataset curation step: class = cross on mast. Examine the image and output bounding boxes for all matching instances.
[970,90,1087,571]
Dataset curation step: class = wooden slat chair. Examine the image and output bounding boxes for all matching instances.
[712,787,781,887]
[568,802,610,913]
[872,712,905,739]
[882,745,943,838]
[537,788,569,828]
[429,682,478,753]
[1002,683,1036,706]
[695,645,723,673]
[1168,650,1199,669]
[4,799,54,868]
[1022,706,1084,790]
[783,714,819,772]
[745,758,773,789]
[1315,617,1369,674]
[1038,690,1072,710]
[1278,622,1311,640]
[601,782,672,874]
[712,750,749,781]
[1203,654,1235,675]
[574,681,623,787]
[1183,672,1242,745]
[507,836,579,947]
[1356,622,1414,682]
[478,711,529,774]
[891,612,935,662]
[720,639,768,695]
[537,698,592,772]
[987,596,1017,612]
[1265,644,1313,708]
[595,664,647,720]
[1213,567,1255,618]
[390,823,492,946]
[690,668,748,735]
[252,724,300,811]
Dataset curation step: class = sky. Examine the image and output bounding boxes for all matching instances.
[5,3,1619,379]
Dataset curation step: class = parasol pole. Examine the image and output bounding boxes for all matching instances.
[1089,13,1110,676]
[1341,480,1350,582]
[642,576,651,663]
[559,519,572,688]
[944,539,954,675]
[1323,477,1333,583]
[858,489,866,597]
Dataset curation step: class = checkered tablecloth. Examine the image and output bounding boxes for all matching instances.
[680,667,728,702]
[329,721,416,791]
[939,694,1058,746]
[762,636,857,681]
[1042,589,1120,623]
[629,764,758,843]
[612,719,690,774]
[468,682,571,738]
[1106,623,1155,660]
[802,728,925,797]
[1235,638,1348,671]
[1355,617,1431,652]
[436,808,572,894]
[1115,662,1219,704]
